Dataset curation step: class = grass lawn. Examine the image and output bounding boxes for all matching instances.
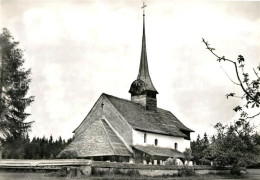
[1,169,259,180]
[87,170,260,180]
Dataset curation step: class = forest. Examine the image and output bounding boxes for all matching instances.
[2,135,73,159]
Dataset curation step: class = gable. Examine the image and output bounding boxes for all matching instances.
[73,94,109,136]
[73,93,133,145]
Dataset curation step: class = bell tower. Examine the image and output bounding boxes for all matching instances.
[129,3,158,111]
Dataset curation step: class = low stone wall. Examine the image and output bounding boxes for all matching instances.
[91,161,231,177]
[0,159,232,177]
[139,169,179,176]
[196,169,230,175]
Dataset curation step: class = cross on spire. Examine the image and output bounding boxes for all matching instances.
[141,0,147,15]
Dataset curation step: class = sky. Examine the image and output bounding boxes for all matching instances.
[0,0,259,140]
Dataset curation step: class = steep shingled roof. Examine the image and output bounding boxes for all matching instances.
[104,93,193,138]
[59,119,131,158]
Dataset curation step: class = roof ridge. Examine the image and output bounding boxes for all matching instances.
[101,118,133,154]
[102,93,179,113]
[102,93,164,110]
[100,119,117,155]
[102,93,135,104]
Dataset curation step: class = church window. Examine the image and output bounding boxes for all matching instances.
[154,139,158,146]
[144,133,147,143]
[175,143,178,150]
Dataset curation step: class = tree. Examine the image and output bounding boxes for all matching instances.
[204,121,260,174]
[183,148,192,164]
[0,28,34,158]
[202,38,260,122]
[202,38,260,174]
[203,133,209,144]
[191,133,210,165]
[0,28,34,138]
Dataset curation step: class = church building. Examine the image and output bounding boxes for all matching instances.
[59,10,194,165]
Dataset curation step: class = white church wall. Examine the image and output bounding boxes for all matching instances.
[132,129,190,152]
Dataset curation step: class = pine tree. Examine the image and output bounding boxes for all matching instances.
[0,28,34,138]
[0,28,34,158]
[203,133,209,145]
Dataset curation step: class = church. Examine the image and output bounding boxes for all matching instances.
[59,10,194,165]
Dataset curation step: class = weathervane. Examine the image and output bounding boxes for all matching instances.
[141,0,147,15]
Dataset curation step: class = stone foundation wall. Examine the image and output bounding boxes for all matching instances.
[138,169,178,176]
[91,162,231,177]
[0,160,232,177]
[196,169,230,175]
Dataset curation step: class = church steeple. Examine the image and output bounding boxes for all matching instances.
[137,13,158,93]
[129,3,158,111]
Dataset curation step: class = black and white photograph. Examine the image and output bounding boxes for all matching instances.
[0,0,259,179]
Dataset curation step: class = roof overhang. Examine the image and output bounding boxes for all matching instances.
[132,145,184,158]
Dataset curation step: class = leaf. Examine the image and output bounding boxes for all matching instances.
[240,111,248,118]
[237,55,245,64]
[226,93,235,99]
[239,64,244,68]
[235,120,242,126]
[233,106,242,112]
[252,80,259,89]
[243,73,249,77]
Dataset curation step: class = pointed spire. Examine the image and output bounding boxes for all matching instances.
[129,1,158,110]
[137,10,158,93]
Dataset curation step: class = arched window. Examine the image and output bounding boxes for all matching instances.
[154,139,158,146]
[144,133,147,143]
[174,143,178,150]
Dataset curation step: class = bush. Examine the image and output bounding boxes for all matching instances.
[91,168,106,176]
[165,157,177,165]
[230,165,244,175]
[113,168,123,175]
[57,150,77,159]
[126,169,140,176]
[178,166,195,176]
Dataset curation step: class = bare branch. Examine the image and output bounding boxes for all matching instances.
[253,68,259,78]
[220,66,240,85]
[246,112,260,120]
[202,38,260,105]
[233,95,243,99]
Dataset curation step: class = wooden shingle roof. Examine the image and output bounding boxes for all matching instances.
[133,145,184,158]
[59,119,131,158]
[104,93,194,138]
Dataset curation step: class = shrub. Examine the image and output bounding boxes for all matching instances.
[91,168,105,176]
[113,168,123,175]
[57,150,77,159]
[178,166,195,176]
[230,165,245,175]
[126,169,140,176]
[165,157,177,165]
